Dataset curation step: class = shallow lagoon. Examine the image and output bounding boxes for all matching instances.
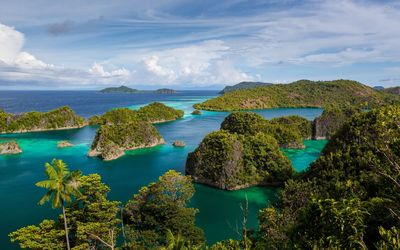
[0,92,325,249]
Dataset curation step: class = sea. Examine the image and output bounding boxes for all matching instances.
[0,91,325,249]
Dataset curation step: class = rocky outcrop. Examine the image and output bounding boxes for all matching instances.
[191,110,201,115]
[88,121,165,161]
[57,141,74,148]
[186,130,293,190]
[172,140,186,147]
[0,141,22,154]
[312,107,359,140]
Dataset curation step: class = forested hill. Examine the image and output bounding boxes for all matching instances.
[219,81,272,94]
[194,79,400,111]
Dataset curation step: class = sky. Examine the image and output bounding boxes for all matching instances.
[0,0,400,90]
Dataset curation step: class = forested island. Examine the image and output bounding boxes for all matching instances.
[219,81,272,94]
[99,86,177,94]
[88,102,184,160]
[0,106,86,134]
[185,107,355,190]
[8,105,400,249]
[195,79,400,111]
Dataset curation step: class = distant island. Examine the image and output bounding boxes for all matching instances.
[99,86,177,94]
[219,81,272,94]
[382,86,400,95]
[194,79,400,111]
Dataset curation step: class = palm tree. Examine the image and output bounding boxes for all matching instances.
[36,159,81,250]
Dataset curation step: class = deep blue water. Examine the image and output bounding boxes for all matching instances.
[0,91,325,249]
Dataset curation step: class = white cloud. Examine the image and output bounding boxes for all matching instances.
[0,23,24,64]
[89,62,130,77]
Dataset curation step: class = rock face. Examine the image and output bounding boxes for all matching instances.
[57,141,74,148]
[0,106,86,134]
[88,121,165,161]
[0,141,22,154]
[172,140,186,147]
[312,107,359,140]
[186,130,293,190]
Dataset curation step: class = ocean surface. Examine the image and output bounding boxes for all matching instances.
[0,91,326,249]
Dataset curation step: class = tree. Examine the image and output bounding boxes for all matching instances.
[35,159,81,250]
[124,170,204,248]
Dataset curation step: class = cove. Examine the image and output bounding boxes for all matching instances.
[0,91,324,249]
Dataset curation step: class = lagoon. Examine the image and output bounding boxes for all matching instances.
[0,91,325,249]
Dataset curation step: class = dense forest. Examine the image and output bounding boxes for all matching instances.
[194,80,400,111]
[9,105,400,249]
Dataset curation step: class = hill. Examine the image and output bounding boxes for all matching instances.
[194,79,400,111]
[219,81,272,94]
[383,86,400,95]
[154,88,177,94]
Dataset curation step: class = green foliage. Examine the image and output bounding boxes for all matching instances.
[194,79,400,111]
[255,105,400,249]
[36,159,81,208]
[90,121,163,160]
[89,102,183,126]
[219,81,271,94]
[0,106,86,133]
[9,220,65,250]
[375,227,400,249]
[220,112,304,148]
[293,198,368,249]
[10,172,121,249]
[209,239,242,250]
[271,115,312,139]
[124,170,204,248]
[137,102,184,123]
[186,130,293,190]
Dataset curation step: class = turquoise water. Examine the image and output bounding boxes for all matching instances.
[0,96,324,249]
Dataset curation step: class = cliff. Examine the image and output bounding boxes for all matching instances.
[0,106,86,134]
[194,80,400,111]
[186,130,293,190]
[312,107,359,140]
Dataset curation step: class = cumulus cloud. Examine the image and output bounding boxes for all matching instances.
[0,23,24,64]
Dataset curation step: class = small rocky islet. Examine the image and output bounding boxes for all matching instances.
[0,141,22,155]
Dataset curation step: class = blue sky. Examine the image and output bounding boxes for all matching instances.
[0,0,399,90]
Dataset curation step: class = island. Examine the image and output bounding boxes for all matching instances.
[185,112,311,190]
[186,130,293,190]
[194,79,400,111]
[219,81,272,94]
[88,121,165,161]
[99,86,177,94]
[88,102,184,160]
[99,86,140,93]
[57,141,74,148]
[172,140,186,147]
[89,102,184,126]
[154,88,177,94]
[0,106,86,134]
[0,141,22,154]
